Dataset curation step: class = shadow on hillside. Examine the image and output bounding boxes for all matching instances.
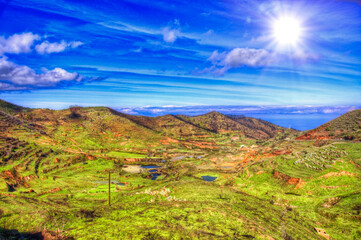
[0,227,75,240]
[0,227,43,239]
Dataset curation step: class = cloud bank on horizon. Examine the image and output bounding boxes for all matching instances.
[116,105,359,117]
[0,0,360,108]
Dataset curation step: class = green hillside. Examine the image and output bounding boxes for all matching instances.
[297,109,361,140]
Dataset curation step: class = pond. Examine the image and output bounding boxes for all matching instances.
[151,173,161,180]
[201,176,217,182]
[141,165,161,180]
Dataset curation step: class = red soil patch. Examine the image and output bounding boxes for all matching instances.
[37,187,62,196]
[273,170,304,189]
[1,170,36,189]
[295,126,333,140]
[182,140,218,149]
[160,137,179,145]
[273,150,292,155]
[0,193,16,197]
[48,187,61,193]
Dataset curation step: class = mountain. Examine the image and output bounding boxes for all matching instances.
[15,106,165,150]
[296,109,361,140]
[117,110,293,139]
[176,111,293,139]
[228,114,291,139]
[0,99,296,141]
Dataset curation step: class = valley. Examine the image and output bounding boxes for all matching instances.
[0,99,360,239]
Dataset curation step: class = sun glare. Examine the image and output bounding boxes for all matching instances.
[272,16,302,47]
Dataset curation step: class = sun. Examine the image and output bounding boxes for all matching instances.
[272,16,303,47]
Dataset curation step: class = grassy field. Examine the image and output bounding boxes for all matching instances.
[0,141,360,239]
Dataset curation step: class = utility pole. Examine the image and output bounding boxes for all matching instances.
[108,169,111,206]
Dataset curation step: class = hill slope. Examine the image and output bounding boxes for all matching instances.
[112,111,212,137]
[296,109,361,140]
[0,99,27,114]
[177,111,293,139]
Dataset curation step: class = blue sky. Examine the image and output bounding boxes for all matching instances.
[0,0,360,110]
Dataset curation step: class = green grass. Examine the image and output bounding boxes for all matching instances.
[107,151,147,158]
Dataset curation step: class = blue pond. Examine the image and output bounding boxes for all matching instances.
[141,165,161,180]
[201,176,217,182]
[151,174,161,180]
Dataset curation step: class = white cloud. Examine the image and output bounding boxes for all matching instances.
[69,41,83,48]
[35,40,83,54]
[35,41,67,54]
[0,32,40,55]
[0,32,84,56]
[151,109,164,113]
[162,27,179,43]
[0,57,82,90]
[205,48,275,75]
[120,108,137,115]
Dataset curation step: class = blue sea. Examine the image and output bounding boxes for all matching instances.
[242,113,341,131]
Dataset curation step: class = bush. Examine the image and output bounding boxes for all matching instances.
[69,106,81,119]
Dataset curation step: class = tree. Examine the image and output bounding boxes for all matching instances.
[69,106,81,118]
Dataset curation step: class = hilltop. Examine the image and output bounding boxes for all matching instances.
[175,111,294,139]
[296,109,361,141]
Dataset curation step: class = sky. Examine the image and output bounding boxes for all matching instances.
[0,0,360,111]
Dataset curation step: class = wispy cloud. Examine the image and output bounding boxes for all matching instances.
[202,47,319,75]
